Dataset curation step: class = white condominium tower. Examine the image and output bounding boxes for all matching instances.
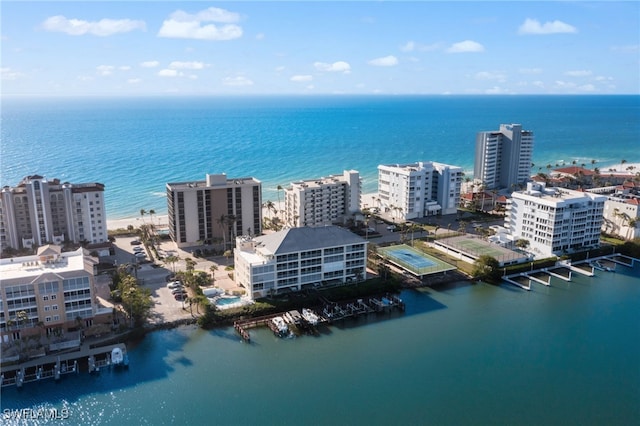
[506,182,605,258]
[283,170,360,228]
[474,123,534,190]
[0,175,108,254]
[166,174,262,248]
[377,161,463,220]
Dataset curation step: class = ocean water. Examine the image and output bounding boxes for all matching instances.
[1,95,638,219]
[2,264,639,425]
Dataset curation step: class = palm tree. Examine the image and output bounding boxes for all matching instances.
[140,209,147,224]
[276,185,283,209]
[217,215,228,249]
[149,209,156,226]
[165,255,180,274]
[591,159,596,169]
[184,257,196,273]
[209,264,218,285]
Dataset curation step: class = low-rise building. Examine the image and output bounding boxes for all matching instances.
[234,226,368,299]
[602,193,640,240]
[283,170,360,228]
[0,245,110,346]
[505,182,605,258]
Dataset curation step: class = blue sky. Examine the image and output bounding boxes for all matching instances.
[2,1,639,96]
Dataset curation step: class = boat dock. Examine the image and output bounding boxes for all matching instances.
[503,254,638,291]
[1,343,127,388]
[232,293,405,342]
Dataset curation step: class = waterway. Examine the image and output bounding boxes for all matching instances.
[2,264,639,425]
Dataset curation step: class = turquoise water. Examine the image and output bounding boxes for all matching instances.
[215,296,241,306]
[1,95,638,219]
[2,264,639,425]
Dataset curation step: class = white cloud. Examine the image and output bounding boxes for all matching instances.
[594,76,614,82]
[485,86,513,95]
[564,70,592,77]
[519,68,543,75]
[518,18,577,35]
[368,55,398,67]
[158,69,181,77]
[532,81,545,88]
[119,66,131,71]
[127,78,142,84]
[447,40,484,53]
[255,33,265,40]
[169,61,207,70]
[275,66,285,72]
[578,84,596,92]
[290,75,313,82]
[96,65,115,76]
[42,15,146,36]
[400,40,441,52]
[475,71,507,82]
[1,67,24,80]
[223,76,254,86]
[554,80,577,89]
[400,41,416,52]
[313,61,351,73]
[77,75,94,82]
[158,7,242,40]
[140,61,160,68]
[611,44,639,53]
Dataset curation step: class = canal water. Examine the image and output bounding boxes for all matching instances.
[2,264,639,425]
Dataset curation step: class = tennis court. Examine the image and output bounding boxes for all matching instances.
[434,234,528,266]
[378,244,456,276]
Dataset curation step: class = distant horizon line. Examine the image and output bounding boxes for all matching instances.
[2,93,639,99]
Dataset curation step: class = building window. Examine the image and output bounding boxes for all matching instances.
[45,316,52,322]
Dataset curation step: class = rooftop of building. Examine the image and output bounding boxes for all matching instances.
[0,246,96,282]
[241,225,366,257]
[289,170,359,189]
[167,174,261,190]
[512,182,606,205]
[2,176,105,191]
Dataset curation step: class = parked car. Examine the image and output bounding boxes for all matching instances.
[133,246,144,253]
[130,240,141,245]
[171,287,187,295]
[386,225,397,231]
[167,281,182,289]
[174,293,188,301]
[135,252,146,258]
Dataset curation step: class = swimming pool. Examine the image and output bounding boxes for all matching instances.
[215,296,241,306]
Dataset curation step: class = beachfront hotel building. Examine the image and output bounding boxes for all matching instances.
[377,162,463,220]
[283,170,361,228]
[234,226,368,299]
[505,182,605,258]
[474,124,534,190]
[0,245,110,348]
[166,174,262,248]
[0,175,108,255]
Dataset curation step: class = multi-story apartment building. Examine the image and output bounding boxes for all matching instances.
[474,124,534,190]
[283,170,360,227]
[377,161,463,220]
[0,245,108,345]
[505,182,605,257]
[0,175,108,254]
[234,226,368,299]
[167,173,262,248]
[602,193,640,240]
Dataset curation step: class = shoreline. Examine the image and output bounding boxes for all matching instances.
[106,161,639,231]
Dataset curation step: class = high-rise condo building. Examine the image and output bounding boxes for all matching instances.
[166,174,262,248]
[0,175,108,254]
[506,182,605,257]
[234,226,367,299]
[377,162,463,220]
[474,124,534,190]
[283,170,361,228]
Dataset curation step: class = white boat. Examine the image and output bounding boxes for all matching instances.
[271,316,289,337]
[301,308,319,326]
[111,347,129,367]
